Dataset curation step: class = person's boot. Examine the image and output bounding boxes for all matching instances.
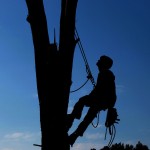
[68,132,79,147]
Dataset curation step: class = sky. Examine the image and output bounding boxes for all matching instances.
[0,0,150,150]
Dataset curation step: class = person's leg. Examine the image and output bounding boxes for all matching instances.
[72,95,90,119]
[68,107,100,146]
[67,95,89,131]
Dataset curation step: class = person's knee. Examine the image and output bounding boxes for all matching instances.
[79,95,89,103]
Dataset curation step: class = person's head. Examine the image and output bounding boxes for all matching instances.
[96,55,113,70]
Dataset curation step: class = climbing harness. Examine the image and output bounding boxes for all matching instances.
[70,28,96,93]
[104,107,120,148]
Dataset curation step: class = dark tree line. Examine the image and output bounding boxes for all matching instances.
[110,141,149,150]
[91,141,149,150]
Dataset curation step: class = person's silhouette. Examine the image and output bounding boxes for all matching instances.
[67,55,117,147]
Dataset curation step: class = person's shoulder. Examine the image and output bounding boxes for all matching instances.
[103,70,115,79]
[102,69,114,75]
[107,70,114,75]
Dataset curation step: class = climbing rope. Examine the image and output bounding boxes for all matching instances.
[73,28,100,130]
[70,28,96,93]
[75,28,96,87]
[104,124,116,148]
[104,108,120,148]
[108,124,116,148]
[70,78,89,93]
[91,111,100,128]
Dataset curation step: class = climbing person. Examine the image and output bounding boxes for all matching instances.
[67,55,117,147]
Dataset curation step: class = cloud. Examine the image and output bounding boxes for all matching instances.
[4,132,40,141]
[85,133,104,140]
[71,142,105,150]
[5,132,24,139]
[1,149,14,150]
[0,131,41,150]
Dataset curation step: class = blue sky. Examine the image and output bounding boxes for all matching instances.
[0,0,150,150]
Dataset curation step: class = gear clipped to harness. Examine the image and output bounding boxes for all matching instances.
[104,107,120,148]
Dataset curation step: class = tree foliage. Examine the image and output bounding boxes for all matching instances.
[110,141,149,150]
[91,141,149,150]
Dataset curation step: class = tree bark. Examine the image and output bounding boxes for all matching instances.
[25,0,78,149]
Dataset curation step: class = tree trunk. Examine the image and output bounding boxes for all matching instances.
[25,0,78,149]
